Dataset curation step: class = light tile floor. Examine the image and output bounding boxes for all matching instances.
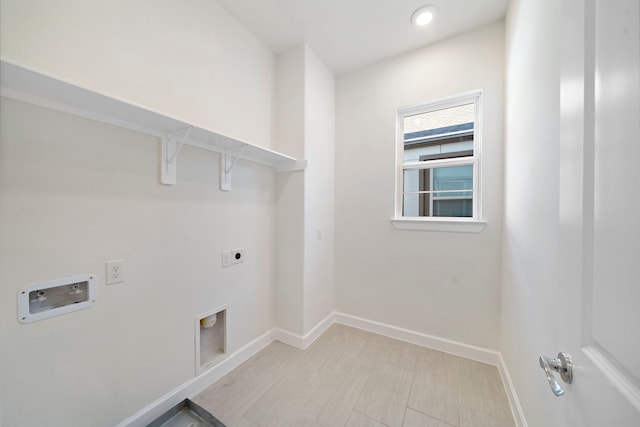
[193,324,515,427]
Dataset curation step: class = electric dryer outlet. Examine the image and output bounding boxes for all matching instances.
[231,249,244,264]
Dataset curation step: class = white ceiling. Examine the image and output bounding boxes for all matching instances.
[216,0,510,75]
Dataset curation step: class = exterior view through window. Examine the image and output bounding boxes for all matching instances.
[398,92,480,219]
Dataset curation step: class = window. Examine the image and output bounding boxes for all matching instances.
[393,91,484,232]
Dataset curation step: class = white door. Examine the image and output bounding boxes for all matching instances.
[558,0,640,425]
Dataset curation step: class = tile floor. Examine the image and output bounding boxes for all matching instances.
[193,324,515,427]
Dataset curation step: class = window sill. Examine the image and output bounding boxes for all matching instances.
[390,218,486,233]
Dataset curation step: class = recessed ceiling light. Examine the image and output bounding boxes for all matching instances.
[411,5,437,27]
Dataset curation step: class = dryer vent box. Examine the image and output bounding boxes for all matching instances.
[18,274,97,324]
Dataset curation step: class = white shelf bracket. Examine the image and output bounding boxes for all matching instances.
[220,145,248,191]
[161,126,193,185]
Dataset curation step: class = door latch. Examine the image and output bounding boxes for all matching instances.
[539,352,573,396]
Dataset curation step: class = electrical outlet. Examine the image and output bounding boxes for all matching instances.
[106,259,125,284]
[231,248,244,264]
[221,250,232,268]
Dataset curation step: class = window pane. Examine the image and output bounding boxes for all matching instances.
[402,193,427,217]
[402,164,473,218]
[432,165,473,198]
[433,199,473,217]
[404,103,475,135]
[403,169,421,193]
[403,103,475,162]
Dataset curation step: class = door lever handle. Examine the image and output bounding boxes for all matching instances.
[539,352,573,397]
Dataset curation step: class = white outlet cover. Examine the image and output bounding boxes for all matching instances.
[106,259,125,285]
[231,249,244,264]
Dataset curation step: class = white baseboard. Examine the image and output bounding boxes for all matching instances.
[272,327,304,348]
[334,312,527,425]
[117,312,335,426]
[334,312,500,366]
[116,328,275,427]
[497,353,528,427]
[273,311,335,349]
[118,312,527,427]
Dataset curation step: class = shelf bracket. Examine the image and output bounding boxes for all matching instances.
[161,126,193,185]
[220,145,248,191]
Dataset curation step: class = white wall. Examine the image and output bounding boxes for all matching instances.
[302,47,335,333]
[501,0,562,425]
[275,45,335,336]
[335,22,505,350]
[0,1,281,426]
[0,0,276,149]
[0,98,277,427]
[275,46,306,334]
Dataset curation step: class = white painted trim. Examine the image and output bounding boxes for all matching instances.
[398,89,485,116]
[390,218,486,233]
[334,313,527,424]
[334,312,499,366]
[497,353,529,427]
[273,328,305,349]
[583,346,640,413]
[301,311,336,348]
[116,328,275,427]
[395,90,484,222]
[274,311,335,349]
[117,313,335,425]
[336,312,526,425]
[117,313,526,427]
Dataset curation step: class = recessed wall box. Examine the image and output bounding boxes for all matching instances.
[195,306,227,375]
[18,274,97,324]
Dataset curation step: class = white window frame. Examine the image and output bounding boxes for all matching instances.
[391,90,486,233]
